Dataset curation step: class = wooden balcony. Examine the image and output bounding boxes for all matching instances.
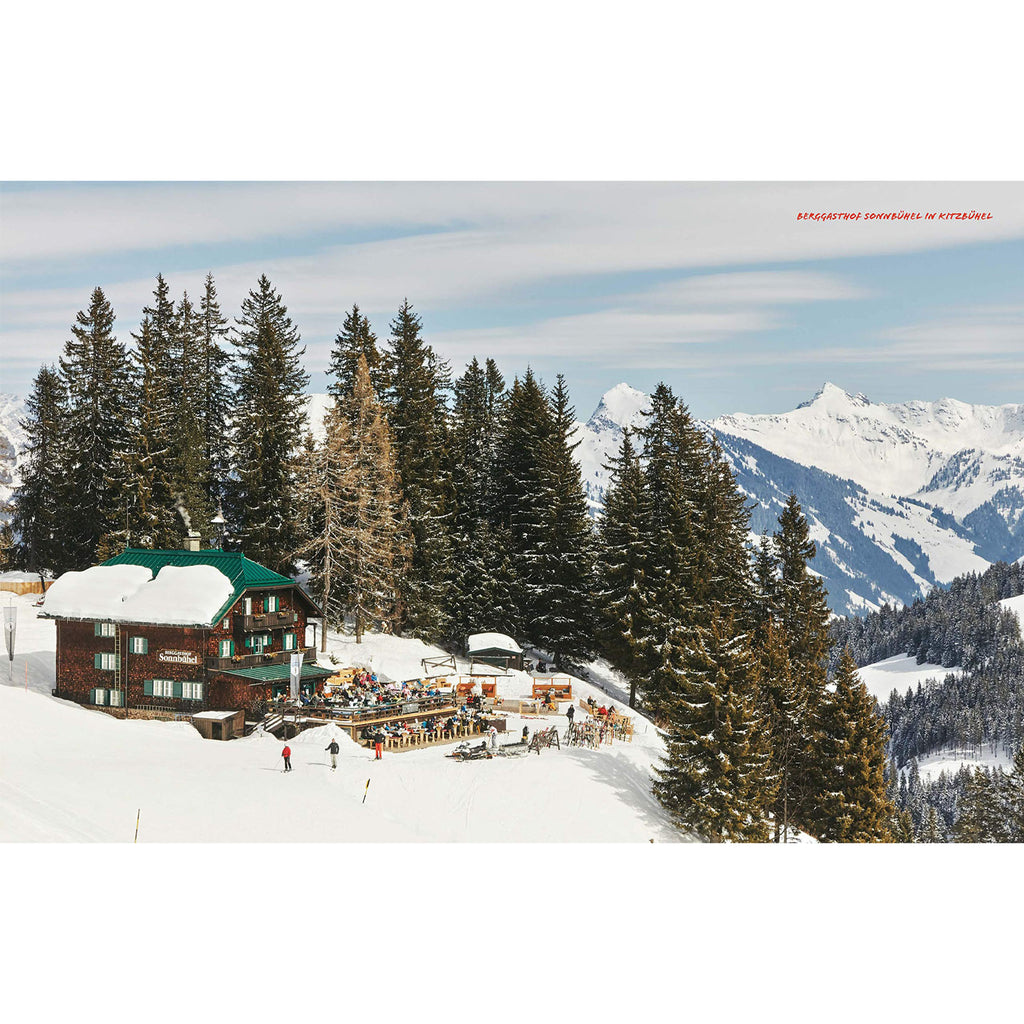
[206,646,317,672]
[242,610,298,631]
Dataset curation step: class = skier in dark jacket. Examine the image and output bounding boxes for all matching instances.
[566,704,575,725]
[281,745,292,772]
[374,730,384,760]
[326,738,340,770]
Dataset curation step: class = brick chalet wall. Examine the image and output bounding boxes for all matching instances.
[54,587,311,715]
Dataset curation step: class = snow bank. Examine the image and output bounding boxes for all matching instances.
[42,564,233,625]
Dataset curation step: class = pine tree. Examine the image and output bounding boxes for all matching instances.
[58,287,135,566]
[11,366,69,574]
[448,358,510,641]
[807,650,894,842]
[171,290,215,538]
[1001,742,1024,842]
[770,493,833,835]
[383,299,456,639]
[653,610,772,842]
[752,617,806,841]
[297,355,408,644]
[227,274,310,573]
[197,273,233,505]
[532,375,596,666]
[952,768,1002,842]
[493,370,555,638]
[595,429,649,707]
[326,303,387,403]
[920,805,945,843]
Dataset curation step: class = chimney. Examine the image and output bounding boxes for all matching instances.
[184,531,201,552]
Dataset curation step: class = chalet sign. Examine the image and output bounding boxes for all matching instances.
[159,649,200,665]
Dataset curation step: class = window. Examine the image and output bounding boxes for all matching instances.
[222,616,231,630]
[244,597,252,616]
[218,639,234,658]
[94,652,118,671]
[129,636,148,655]
[95,622,116,637]
[109,690,123,707]
[91,688,108,705]
[267,595,279,612]
[283,632,296,651]
[153,679,175,698]
[181,681,203,701]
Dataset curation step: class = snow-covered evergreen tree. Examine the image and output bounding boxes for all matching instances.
[533,375,596,666]
[383,300,456,640]
[11,365,69,573]
[807,650,894,842]
[595,429,650,708]
[227,274,309,573]
[653,610,772,842]
[326,303,387,403]
[197,272,233,505]
[58,287,134,566]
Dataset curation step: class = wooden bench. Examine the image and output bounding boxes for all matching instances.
[532,680,573,701]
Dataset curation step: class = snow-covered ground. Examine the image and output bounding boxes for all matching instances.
[911,746,1015,783]
[0,592,681,842]
[857,653,962,704]
[999,593,1024,639]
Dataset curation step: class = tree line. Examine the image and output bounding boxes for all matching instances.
[10,275,898,843]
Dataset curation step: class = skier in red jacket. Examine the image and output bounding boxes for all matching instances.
[282,745,292,772]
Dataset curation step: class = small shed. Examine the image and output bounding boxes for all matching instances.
[191,709,245,741]
[467,632,524,671]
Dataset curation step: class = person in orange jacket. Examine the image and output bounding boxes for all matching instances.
[281,745,292,772]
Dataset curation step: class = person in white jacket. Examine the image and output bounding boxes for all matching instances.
[488,725,498,750]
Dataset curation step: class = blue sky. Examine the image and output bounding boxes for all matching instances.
[2,181,1022,421]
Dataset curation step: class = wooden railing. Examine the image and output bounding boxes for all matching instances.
[206,646,316,671]
[242,610,298,631]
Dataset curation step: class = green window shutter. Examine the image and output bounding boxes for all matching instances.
[94,653,103,669]
[140,637,148,654]
[245,636,252,649]
[94,623,101,636]
[173,681,183,699]
[144,680,153,697]
[89,688,96,704]
[228,640,234,657]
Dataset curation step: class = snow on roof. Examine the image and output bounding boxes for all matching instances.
[191,710,239,720]
[43,564,234,626]
[467,632,522,653]
[42,565,154,620]
[0,570,54,582]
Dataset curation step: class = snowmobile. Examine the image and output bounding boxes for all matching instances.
[446,741,493,761]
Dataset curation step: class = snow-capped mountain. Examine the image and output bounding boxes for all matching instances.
[574,383,1024,617]
[714,382,1024,523]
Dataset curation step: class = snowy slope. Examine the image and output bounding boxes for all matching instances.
[0,592,682,843]
[857,654,962,705]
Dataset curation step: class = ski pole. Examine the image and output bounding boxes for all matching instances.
[362,779,370,804]
[134,808,140,843]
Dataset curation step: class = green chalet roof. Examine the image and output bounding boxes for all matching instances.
[219,663,336,683]
[101,548,323,625]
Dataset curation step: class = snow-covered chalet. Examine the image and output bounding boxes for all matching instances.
[42,544,332,717]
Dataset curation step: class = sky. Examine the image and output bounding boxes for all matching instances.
[1,181,1022,421]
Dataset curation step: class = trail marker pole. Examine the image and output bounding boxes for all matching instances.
[134,809,140,843]
[362,779,370,804]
